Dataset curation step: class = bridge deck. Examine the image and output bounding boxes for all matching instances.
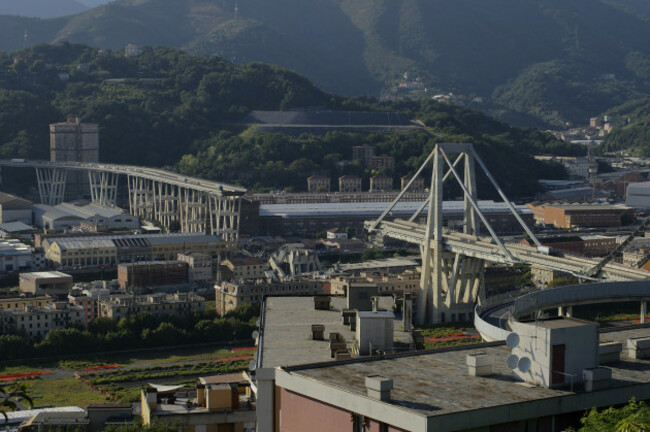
[368,220,650,281]
[0,159,245,196]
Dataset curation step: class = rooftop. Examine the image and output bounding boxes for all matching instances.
[282,326,650,418]
[260,296,409,369]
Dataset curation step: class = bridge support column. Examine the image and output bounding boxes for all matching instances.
[558,306,573,317]
[208,194,240,243]
[36,167,67,205]
[88,171,118,207]
[642,301,647,324]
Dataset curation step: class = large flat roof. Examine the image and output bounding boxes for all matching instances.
[260,200,531,218]
[260,296,409,369]
[283,326,650,419]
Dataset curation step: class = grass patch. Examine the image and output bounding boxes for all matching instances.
[417,322,481,350]
[27,377,111,408]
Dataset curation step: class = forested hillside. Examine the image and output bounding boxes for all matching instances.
[1,0,650,128]
[0,43,576,198]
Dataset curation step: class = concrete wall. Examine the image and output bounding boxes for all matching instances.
[510,319,598,388]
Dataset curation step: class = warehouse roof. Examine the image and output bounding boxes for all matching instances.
[259,200,531,218]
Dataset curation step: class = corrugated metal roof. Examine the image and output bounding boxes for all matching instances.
[259,200,532,218]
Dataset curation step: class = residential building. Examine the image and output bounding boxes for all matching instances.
[0,192,32,225]
[329,270,420,297]
[50,118,99,200]
[177,252,213,289]
[264,317,645,432]
[338,175,362,193]
[97,293,205,320]
[67,290,96,328]
[369,155,395,171]
[401,175,425,192]
[0,295,52,312]
[254,296,411,431]
[19,271,73,298]
[215,277,325,316]
[222,257,268,281]
[307,175,331,193]
[117,261,189,291]
[139,374,255,431]
[0,301,84,340]
[369,175,393,192]
[352,145,375,166]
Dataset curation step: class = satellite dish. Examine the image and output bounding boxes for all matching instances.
[518,357,531,373]
[507,354,519,369]
[506,333,520,349]
[252,330,260,339]
[248,361,257,371]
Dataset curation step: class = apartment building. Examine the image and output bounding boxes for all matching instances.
[0,302,84,340]
[98,293,205,320]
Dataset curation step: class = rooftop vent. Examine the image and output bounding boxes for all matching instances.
[311,324,325,341]
[466,352,492,377]
[314,296,330,310]
[365,375,392,402]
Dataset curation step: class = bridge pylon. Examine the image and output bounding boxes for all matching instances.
[36,167,68,205]
[368,143,543,325]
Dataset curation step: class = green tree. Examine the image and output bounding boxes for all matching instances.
[566,399,650,432]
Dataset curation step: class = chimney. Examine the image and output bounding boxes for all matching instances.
[365,375,392,402]
[371,296,379,312]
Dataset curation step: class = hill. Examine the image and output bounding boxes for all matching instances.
[0,43,576,197]
[0,0,648,129]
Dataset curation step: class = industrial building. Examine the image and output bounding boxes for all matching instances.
[43,233,225,268]
[526,202,634,228]
[0,192,32,225]
[626,181,650,208]
[32,202,139,232]
[257,200,534,237]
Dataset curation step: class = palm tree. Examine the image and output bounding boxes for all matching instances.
[1,382,32,422]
